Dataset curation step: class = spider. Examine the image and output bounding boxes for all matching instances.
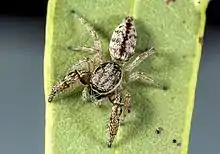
[47,10,165,148]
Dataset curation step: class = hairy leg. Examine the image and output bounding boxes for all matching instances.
[48,59,91,103]
[107,90,123,147]
[48,71,81,102]
[68,11,103,62]
[125,47,155,72]
[81,86,103,107]
[67,58,91,73]
[120,89,131,123]
[67,45,98,53]
[129,71,165,89]
[81,87,89,102]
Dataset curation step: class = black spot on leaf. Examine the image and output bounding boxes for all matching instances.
[173,139,177,143]
[155,127,163,134]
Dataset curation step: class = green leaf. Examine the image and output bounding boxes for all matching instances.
[44,0,209,153]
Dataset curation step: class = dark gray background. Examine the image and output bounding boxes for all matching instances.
[0,17,45,154]
[0,1,219,154]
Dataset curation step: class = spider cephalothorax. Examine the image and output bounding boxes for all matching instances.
[48,11,164,148]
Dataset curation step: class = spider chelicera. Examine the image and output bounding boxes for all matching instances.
[47,10,165,148]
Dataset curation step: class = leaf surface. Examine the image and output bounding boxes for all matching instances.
[44,0,209,153]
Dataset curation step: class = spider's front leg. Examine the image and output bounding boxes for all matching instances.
[48,59,91,103]
[48,71,80,102]
[107,90,123,147]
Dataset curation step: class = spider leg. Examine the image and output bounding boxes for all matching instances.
[81,86,103,107]
[67,58,91,73]
[48,71,81,102]
[67,45,98,53]
[125,47,155,72]
[120,89,131,123]
[107,90,123,147]
[82,86,89,102]
[128,71,165,89]
[48,59,91,103]
[68,11,103,61]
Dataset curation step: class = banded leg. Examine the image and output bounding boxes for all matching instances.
[48,59,91,103]
[125,47,155,72]
[69,11,103,61]
[107,90,123,148]
[129,71,164,89]
[48,71,81,102]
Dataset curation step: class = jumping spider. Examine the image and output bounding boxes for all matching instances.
[48,11,165,148]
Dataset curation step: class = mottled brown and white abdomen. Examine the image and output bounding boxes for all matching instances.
[109,16,137,62]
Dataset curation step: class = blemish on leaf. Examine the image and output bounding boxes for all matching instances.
[177,142,182,146]
[172,139,182,147]
[155,127,163,134]
[182,20,186,24]
[198,36,203,45]
[194,0,202,10]
[192,53,196,58]
[163,85,168,90]
[70,10,76,14]
[165,0,176,5]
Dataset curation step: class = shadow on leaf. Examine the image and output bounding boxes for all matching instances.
[115,82,155,148]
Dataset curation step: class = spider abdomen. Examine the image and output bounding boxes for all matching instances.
[90,62,122,95]
[109,16,137,62]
